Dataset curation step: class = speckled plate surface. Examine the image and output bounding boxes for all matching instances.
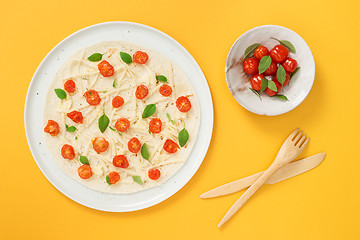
[225,25,315,116]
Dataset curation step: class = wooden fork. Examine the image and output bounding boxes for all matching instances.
[218,128,310,227]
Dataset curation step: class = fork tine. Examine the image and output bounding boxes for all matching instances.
[296,134,307,147]
[299,137,310,149]
[288,128,300,141]
[293,131,303,143]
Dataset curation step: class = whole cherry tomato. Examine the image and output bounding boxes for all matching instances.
[135,85,149,99]
[64,80,76,93]
[133,51,149,64]
[159,84,172,97]
[115,118,130,132]
[84,90,101,106]
[78,165,92,179]
[148,168,161,180]
[270,45,289,63]
[250,74,265,91]
[243,57,259,75]
[44,120,59,136]
[163,139,179,154]
[107,171,120,184]
[254,46,269,60]
[98,60,114,77]
[67,111,83,124]
[92,137,109,153]
[61,144,75,160]
[265,80,282,96]
[263,61,278,76]
[149,118,162,133]
[128,137,141,153]
[281,57,298,73]
[176,96,191,112]
[274,72,291,86]
[113,155,129,168]
[112,96,124,108]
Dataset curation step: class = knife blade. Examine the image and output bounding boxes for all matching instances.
[200,152,325,199]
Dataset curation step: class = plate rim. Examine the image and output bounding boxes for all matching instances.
[24,21,213,212]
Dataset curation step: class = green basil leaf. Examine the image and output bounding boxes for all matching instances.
[249,88,261,100]
[156,75,167,82]
[87,53,103,62]
[79,156,90,165]
[260,77,268,93]
[109,126,116,131]
[271,38,296,53]
[290,67,300,78]
[132,176,143,185]
[268,81,278,92]
[258,55,272,74]
[277,65,286,86]
[166,113,175,125]
[120,52,132,64]
[272,94,289,101]
[243,43,261,60]
[106,175,111,185]
[178,128,189,147]
[75,136,78,140]
[112,79,116,88]
[54,89,66,100]
[148,130,152,134]
[65,124,77,132]
[171,120,176,125]
[98,113,110,133]
[141,143,150,161]
[142,104,156,118]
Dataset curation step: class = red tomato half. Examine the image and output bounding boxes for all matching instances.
[67,111,83,124]
[250,74,264,91]
[61,144,75,160]
[282,57,298,73]
[148,168,161,180]
[254,46,269,60]
[243,57,259,75]
[98,60,114,77]
[270,45,289,63]
[159,84,172,97]
[149,118,162,133]
[44,120,59,136]
[108,171,120,184]
[64,80,76,93]
[133,51,149,64]
[265,80,282,96]
[176,96,191,113]
[135,85,149,99]
[83,90,101,106]
[92,137,109,153]
[112,96,124,108]
[128,137,141,153]
[113,155,129,168]
[78,165,92,179]
[163,139,179,154]
[115,118,130,132]
[263,61,278,76]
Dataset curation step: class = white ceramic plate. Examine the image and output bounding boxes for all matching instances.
[24,22,213,212]
[225,25,315,116]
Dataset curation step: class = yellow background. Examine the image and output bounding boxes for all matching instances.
[1,0,359,239]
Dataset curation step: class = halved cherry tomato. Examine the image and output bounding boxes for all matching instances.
[83,90,101,106]
[176,96,191,113]
[67,111,83,124]
[270,45,289,63]
[250,74,265,91]
[128,137,141,153]
[149,118,162,133]
[163,139,179,154]
[78,165,92,179]
[115,118,130,132]
[113,155,129,168]
[44,120,59,136]
[108,171,120,184]
[112,96,124,108]
[263,61,278,76]
[243,57,259,75]
[159,84,172,97]
[133,51,149,64]
[281,57,298,73]
[135,85,149,99]
[274,72,291,86]
[61,144,75,160]
[64,80,76,93]
[148,168,161,180]
[98,60,114,77]
[254,46,269,60]
[92,137,109,153]
[265,80,282,96]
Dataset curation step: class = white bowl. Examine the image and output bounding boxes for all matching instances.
[225,25,315,116]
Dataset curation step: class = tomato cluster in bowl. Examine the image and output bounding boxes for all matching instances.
[243,40,299,100]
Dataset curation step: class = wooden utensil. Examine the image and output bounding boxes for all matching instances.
[200,153,324,199]
[218,128,310,227]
